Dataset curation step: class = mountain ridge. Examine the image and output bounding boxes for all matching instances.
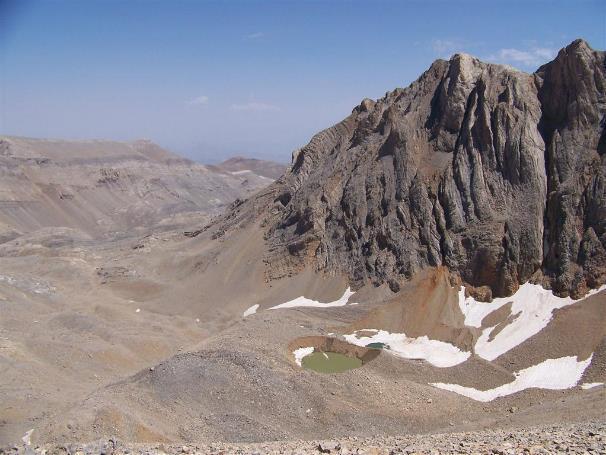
[0,136,282,238]
[206,38,605,299]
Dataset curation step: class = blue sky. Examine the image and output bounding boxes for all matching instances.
[0,0,604,163]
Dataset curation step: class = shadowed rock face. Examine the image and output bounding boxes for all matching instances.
[536,40,606,295]
[214,39,605,299]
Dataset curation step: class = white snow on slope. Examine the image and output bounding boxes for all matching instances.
[432,355,592,402]
[581,382,604,390]
[270,287,356,310]
[458,283,606,361]
[242,304,259,317]
[343,329,470,368]
[293,347,314,366]
[22,429,33,446]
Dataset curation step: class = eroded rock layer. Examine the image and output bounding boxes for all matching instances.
[214,39,605,298]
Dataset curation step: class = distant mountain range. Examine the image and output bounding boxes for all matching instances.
[0,136,284,239]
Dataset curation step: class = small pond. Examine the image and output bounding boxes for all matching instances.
[301,351,362,373]
[366,342,388,350]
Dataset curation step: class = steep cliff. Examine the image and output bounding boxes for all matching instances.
[211,39,605,299]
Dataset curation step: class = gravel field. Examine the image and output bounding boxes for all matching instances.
[4,420,604,455]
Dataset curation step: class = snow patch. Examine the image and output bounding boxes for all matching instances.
[343,329,470,368]
[432,355,592,402]
[242,304,259,317]
[293,347,314,366]
[458,283,606,361]
[270,287,356,310]
[22,429,33,446]
[581,382,603,390]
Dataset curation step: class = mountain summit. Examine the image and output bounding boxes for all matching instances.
[210,39,605,300]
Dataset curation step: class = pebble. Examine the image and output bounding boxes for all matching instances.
[318,441,340,453]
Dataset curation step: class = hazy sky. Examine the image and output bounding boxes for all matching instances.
[0,0,604,163]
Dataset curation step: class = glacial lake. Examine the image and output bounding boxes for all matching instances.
[301,351,362,373]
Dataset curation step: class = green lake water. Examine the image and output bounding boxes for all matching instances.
[301,351,362,373]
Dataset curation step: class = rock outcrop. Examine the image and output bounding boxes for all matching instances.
[536,40,606,295]
[212,39,605,298]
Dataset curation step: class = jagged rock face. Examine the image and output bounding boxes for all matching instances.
[536,41,606,295]
[218,40,605,298]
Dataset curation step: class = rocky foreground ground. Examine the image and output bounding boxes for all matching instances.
[4,420,604,454]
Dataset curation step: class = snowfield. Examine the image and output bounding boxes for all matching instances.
[343,329,470,368]
[242,304,259,317]
[293,347,314,366]
[581,382,604,390]
[289,282,605,380]
[431,355,592,402]
[458,283,606,361]
[270,287,356,310]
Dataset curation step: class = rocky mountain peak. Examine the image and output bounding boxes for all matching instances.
[561,38,593,55]
[212,39,605,299]
[448,52,483,76]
